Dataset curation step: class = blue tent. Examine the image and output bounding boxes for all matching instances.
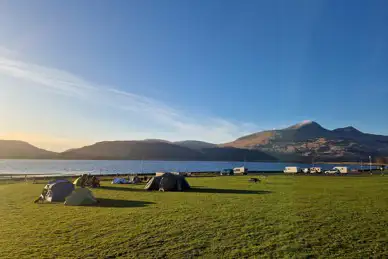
[111,178,130,184]
[44,179,75,202]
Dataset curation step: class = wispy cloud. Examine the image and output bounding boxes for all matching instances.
[108,88,180,118]
[0,56,95,97]
[0,45,19,57]
[0,53,260,146]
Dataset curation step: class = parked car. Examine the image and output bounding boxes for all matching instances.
[324,169,340,174]
[220,169,233,176]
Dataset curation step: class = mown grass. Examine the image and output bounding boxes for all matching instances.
[1,175,388,258]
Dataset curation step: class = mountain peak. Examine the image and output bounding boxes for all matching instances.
[143,139,171,143]
[343,126,360,131]
[333,126,363,134]
[287,120,321,130]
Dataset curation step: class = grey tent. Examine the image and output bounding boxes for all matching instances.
[145,173,190,191]
[131,176,141,184]
[42,179,75,202]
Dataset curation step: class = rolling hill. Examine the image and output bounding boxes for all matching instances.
[174,140,217,150]
[223,121,388,161]
[0,140,56,159]
[59,140,277,161]
[60,141,203,160]
[2,121,388,162]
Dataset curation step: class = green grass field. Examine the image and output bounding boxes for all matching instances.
[1,175,388,258]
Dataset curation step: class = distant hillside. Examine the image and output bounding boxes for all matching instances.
[143,139,172,144]
[223,121,388,161]
[0,140,56,159]
[229,121,333,147]
[59,140,276,161]
[60,141,202,160]
[4,121,388,162]
[174,140,217,150]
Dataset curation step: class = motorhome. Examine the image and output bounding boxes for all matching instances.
[233,167,248,175]
[283,167,300,174]
[310,167,322,174]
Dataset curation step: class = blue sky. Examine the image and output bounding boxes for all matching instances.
[1,0,388,151]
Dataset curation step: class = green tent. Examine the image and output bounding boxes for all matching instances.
[145,173,190,191]
[64,188,97,206]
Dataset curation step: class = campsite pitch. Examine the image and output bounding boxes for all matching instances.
[1,175,388,258]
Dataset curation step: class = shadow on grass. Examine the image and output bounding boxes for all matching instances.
[99,186,146,192]
[96,198,155,208]
[36,199,154,208]
[188,188,271,194]
[99,185,271,195]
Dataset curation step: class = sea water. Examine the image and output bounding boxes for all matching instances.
[0,159,364,175]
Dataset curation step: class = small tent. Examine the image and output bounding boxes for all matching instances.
[42,179,75,202]
[112,178,130,184]
[64,188,97,206]
[73,174,88,187]
[74,174,100,188]
[131,176,141,184]
[144,173,190,191]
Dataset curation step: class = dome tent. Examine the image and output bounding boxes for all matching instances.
[74,174,100,188]
[111,177,130,184]
[35,179,75,203]
[64,188,97,206]
[145,173,190,191]
[74,174,88,187]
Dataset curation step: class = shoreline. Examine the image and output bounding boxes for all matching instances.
[1,169,384,181]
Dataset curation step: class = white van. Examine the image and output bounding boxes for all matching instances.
[283,167,300,174]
